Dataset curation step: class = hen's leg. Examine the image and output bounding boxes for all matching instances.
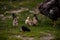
[53,21,56,27]
[51,20,56,27]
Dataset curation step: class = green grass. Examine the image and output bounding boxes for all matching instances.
[0,11,59,40]
[0,0,60,40]
[0,11,60,40]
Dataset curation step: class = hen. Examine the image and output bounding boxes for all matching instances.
[38,0,60,27]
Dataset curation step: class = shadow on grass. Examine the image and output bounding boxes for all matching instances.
[0,37,7,40]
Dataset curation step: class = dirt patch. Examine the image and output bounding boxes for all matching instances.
[40,32,55,40]
[9,35,34,40]
[40,35,54,40]
[5,7,29,13]
[9,32,55,40]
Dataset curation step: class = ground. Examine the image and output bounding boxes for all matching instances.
[0,0,60,40]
